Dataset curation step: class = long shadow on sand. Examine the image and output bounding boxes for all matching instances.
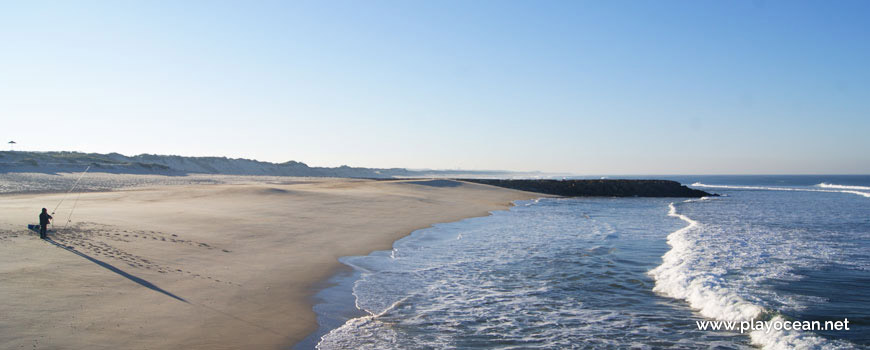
[45,238,188,303]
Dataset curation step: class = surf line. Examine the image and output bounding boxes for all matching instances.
[691,182,870,198]
[650,198,840,349]
[649,196,765,322]
[316,295,412,349]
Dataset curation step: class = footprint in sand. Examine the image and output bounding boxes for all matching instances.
[54,223,238,286]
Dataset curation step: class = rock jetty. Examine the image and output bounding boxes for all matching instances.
[461,179,712,198]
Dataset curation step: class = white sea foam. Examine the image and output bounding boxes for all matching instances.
[841,191,870,198]
[319,199,734,349]
[817,183,870,191]
[816,183,870,197]
[315,296,409,350]
[317,197,862,349]
[650,199,856,350]
[649,199,764,323]
[692,182,870,198]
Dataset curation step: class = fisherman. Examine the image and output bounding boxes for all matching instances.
[38,208,52,239]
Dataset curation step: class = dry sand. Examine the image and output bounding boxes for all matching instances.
[0,177,540,349]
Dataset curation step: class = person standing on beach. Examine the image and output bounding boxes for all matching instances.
[38,208,52,239]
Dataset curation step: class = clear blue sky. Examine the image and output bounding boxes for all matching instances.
[1,0,868,174]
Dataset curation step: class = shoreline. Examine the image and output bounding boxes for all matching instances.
[287,190,545,349]
[294,200,536,349]
[0,176,541,349]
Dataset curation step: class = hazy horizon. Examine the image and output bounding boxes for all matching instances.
[2,1,869,174]
[5,149,870,176]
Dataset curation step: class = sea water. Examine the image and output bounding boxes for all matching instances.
[302,176,870,349]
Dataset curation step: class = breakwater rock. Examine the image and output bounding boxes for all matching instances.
[462,179,712,198]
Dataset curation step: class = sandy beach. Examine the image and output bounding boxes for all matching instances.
[0,176,539,349]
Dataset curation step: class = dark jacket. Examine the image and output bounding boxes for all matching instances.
[39,212,52,226]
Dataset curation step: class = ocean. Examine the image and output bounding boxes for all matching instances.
[299,175,870,349]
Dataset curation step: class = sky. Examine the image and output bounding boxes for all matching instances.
[1,0,869,174]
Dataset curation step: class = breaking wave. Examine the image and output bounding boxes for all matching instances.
[649,199,856,350]
[649,199,763,323]
[691,182,870,198]
[818,183,870,191]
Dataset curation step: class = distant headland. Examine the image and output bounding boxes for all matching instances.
[0,151,523,178]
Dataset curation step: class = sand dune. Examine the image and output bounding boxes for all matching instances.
[0,177,540,349]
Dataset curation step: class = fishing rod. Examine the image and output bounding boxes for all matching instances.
[51,165,90,215]
[61,190,84,231]
[50,166,90,235]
